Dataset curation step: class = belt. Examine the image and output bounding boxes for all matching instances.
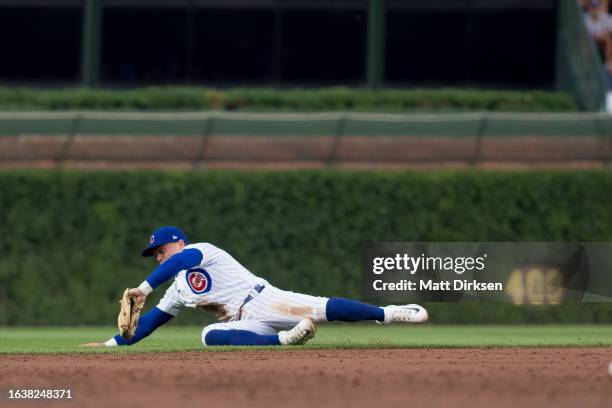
[238,284,265,320]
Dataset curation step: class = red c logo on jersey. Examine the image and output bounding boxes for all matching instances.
[186,268,212,294]
[190,273,205,290]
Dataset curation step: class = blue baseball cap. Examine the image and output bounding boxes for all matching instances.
[141,226,189,257]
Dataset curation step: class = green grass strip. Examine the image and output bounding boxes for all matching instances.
[1,324,611,354]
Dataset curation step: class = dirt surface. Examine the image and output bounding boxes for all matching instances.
[1,348,612,408]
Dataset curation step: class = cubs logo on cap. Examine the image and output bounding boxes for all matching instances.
[186,268,212,294]
[141,226,189,257]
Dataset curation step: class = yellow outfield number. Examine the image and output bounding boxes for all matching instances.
[505,267,564,305]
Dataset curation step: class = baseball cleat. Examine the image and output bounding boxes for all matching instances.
[278,317,316,345]
[377,304,428,325]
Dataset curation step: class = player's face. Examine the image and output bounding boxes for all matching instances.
[153,241,185,264]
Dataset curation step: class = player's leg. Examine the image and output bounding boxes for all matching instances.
[202,320,280,346]
[326,298,428,325]
[325,297,385,322]
[201,319,315,346]
[243,285,427,327]
[240,285,328,330]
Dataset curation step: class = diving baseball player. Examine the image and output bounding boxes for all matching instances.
[87,226,428,347]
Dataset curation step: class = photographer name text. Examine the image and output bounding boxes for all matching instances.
[372,279,503,292]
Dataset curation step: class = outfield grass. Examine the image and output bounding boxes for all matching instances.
[1,324,612,354]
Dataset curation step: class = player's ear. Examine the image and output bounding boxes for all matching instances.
[177,239,186,250]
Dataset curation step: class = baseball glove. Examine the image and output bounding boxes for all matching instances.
[117,288,144,340]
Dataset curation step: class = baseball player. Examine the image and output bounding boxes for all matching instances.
[87,226,428,347]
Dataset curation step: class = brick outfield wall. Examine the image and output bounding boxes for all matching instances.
[1,134,611,170]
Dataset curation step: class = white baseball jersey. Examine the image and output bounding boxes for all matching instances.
[155,242,329,332]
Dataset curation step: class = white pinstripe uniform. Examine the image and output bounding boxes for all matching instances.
[156,243,329,345]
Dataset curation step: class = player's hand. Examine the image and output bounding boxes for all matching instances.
[79,342,105,347]
[127,288,146,305]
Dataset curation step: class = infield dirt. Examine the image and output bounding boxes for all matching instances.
[1,348,611,408]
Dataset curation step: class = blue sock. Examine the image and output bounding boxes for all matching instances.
[204,329,281,346]
[325,297,385,322]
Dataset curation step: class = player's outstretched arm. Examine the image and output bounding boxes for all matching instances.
[112,306,174,346]
[80,307,174,347]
